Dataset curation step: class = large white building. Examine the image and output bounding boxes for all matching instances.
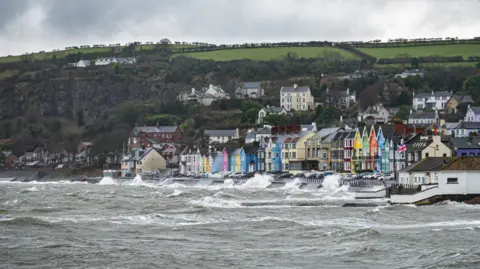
[392,157,480,204]
[204,129,239,144]
[412,91,452,110]
[177,85,230,106]
[280,84,315,111]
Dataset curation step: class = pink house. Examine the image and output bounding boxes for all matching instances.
[222,147,236,172]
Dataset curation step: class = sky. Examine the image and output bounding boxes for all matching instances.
[0,0,479,56]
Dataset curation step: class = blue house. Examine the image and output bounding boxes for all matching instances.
[450,137,480,156]
[240,145,259,173]
[209,152,223,173]
[271,136,284,172]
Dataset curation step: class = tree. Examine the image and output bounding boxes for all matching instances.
[476,62,480,69]
[263,114,286,125]
[396,105,411,120]
[463,76,480,101]
[394,92,412,106]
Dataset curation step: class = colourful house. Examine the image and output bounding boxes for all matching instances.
[199,154,204,173]
[204,154,211,173]
[240,145,259,173]
[222,147,236,172]
[232,149,241,172]
[209,152,223,173]
[369,125,378,171]
[271,136,284,172]
[353,127,363,172]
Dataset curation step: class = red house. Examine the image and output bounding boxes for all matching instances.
[129,125,182,149]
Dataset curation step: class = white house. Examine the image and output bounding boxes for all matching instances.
[236,81,264,99]
[204,129,239,144]
[464,106,480,122]
[358,104,391,123]
[453,122,480,138]
[280,84,315,111]
[393,157,480,204]
[407,110,439,125]
[204,84,229,99]
[412,91,452,110]
[257,106,287,124]
[395,69,426,78]
[180,147,201,175]
[177,85,230,106]
[76,60,91,67]
[95,57,136,66]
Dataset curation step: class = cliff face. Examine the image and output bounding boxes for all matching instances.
[0,68,161,122]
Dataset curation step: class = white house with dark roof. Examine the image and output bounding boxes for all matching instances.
[177,85,230,106]
[236,81,264,99]
[75,60,91,67]
[408,110,439,125]
[95,57,136,66]
[358,104,391,123]
[412,91,452,110]
[453,122,480,138]
[395,69,425,78]
[464,106,480,122]
[280,84,314,111]
[204,129,239,144]
[257,106,287,124]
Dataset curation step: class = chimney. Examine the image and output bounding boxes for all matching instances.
[293,84,298,89]
[340,115,343,122]
[191,88,195,94]
[468,104,471,110]
[410,109,412,115]
[209,84,213,89]
[326,88,329,95]
[431,90,434,96]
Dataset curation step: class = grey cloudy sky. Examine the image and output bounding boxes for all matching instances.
[0,0,479,56]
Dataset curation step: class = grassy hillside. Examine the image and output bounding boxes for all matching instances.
[0,44,192,63]
[358,44,480,59]
[176,47,360,61]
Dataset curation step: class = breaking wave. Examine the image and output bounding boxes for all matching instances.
[98,177,117,185]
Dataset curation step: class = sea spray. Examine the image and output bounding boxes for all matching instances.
[316,174,355,200]
[222,178,235,188]
[98,177,117,185]
[240,174,273,189]
[282,178,303,191]
[131,175,143,185]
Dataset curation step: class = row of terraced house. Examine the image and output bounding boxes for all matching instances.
[178,120,463,175]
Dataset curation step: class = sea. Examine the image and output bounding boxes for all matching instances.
[1,175,479,269]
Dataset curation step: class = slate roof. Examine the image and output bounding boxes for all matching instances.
[469,107,480,114]
[131,147,161,161]
[280,86,310,93]
[459,122,480,129]
[256,127,271,134]
[301,124,315,131]
[346,131,356,139]
[443,122,461,129]
[409,111,437,119]
[243,144,259,154]
[204,129,237,137]
[263,106,284,114]
[452,95,474,104]
[414,91,451,99]
[242,82,262,89]
[401,157,454,172]
[450,137,480,149]
[245,131,256,140]
[223,147,237,155]
[314,128,340,139]
[134,126,178,133]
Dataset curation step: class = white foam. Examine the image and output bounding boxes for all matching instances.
[189,196,242,208]
[98,177,117,185]
[131,175,143,185]
[167,190,183,197]
[25,186,39,192]
[239,174,272,189]
[282,178,303,191]
[314,174,355,200]
[222,178,235,188]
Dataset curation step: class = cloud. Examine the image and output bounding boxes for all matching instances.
[0,0,479,56]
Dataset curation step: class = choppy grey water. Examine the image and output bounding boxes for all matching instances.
[1,176,480,269]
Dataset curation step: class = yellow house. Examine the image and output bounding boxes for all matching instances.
[288,132,315,173]
[204,154,211,173]
[135,148,166,174]
[235,151,241,172]
[352,127,363,172]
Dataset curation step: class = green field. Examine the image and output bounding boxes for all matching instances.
[358,44,480,59]
[176,47,360,61]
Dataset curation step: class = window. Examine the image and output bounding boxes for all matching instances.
[292,152,296,159]
[284,152,288,159]
[322,152,327,159]
[285,163,289,170]
[268,152,272,158]
[462,153,467,156]
[292,144,296,149]
[275,153,279,158]
[447,178,458,184]
[426,153,429,157]
[443,153,447,157]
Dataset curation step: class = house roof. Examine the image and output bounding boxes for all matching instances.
[346,131,356,139]
[33,147,45,153]
[280,86,310,93]
[263,106,284,114]
[409,111,437,120]
[460,122,480,129]
[415,91,451,99]
[256,127,271,135]
[407,138,431,151]
[243,144,259,154]
[134,126,178,133]
[223,147,237,155]
[452,95,474,104]
[314,128,340,139]
[442,157,480,170]
[242,81,262,89]
[301,124,315,131]
[442,122,461,129]
[450,137,480,149]
[401,157,454,172]
[204,129,237,137]
[469,107,480,114]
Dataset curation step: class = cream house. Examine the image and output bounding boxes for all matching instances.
[280,84,315,111]
[421,135,452,159]
[134,148,167,174]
